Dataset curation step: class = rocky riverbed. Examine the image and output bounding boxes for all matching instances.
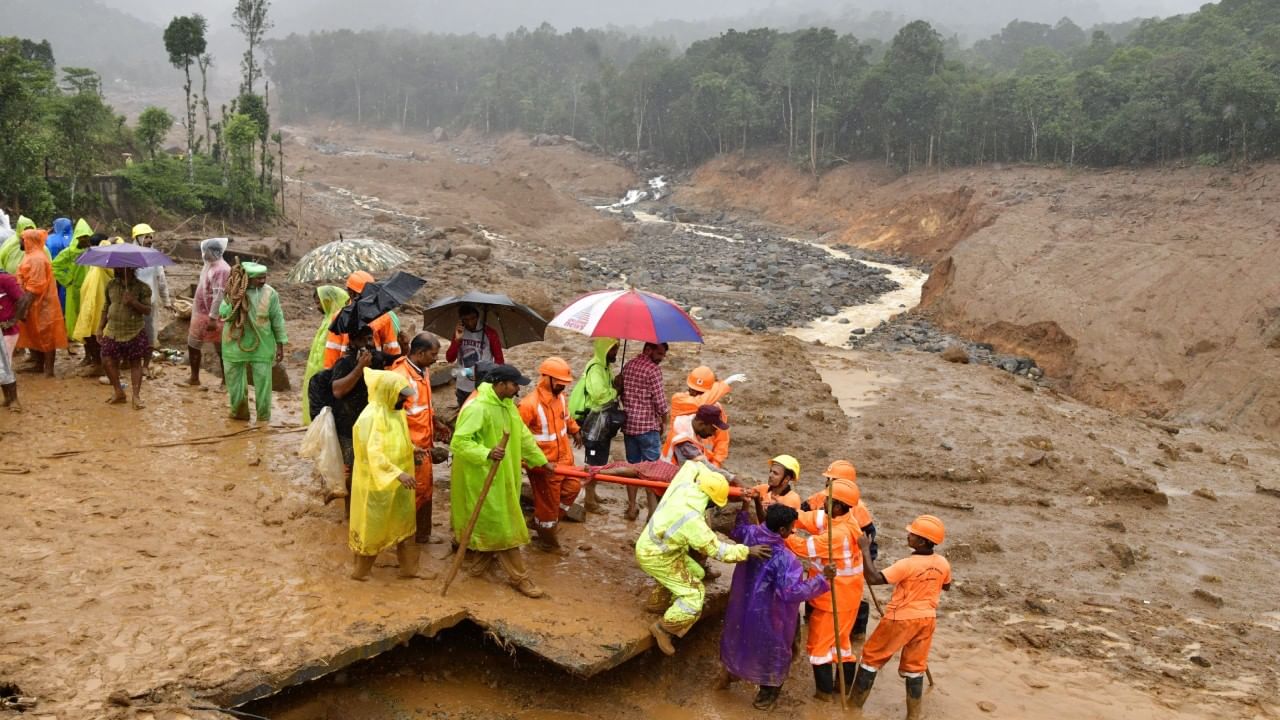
[849,316,1044,378]
[580,207,900,332]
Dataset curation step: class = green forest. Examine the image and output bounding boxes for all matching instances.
[267,0,1280,171]
[0,1,279,220]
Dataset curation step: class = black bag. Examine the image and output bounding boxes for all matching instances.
[582,402,626,443]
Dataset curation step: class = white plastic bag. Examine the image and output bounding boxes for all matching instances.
[298,406,346,500]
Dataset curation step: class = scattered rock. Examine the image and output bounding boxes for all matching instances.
[1228,453,1249,468]
[1192,487,1218,501]
[1024,596,1052,615]
[941,344,970,363]
[977,701,997,713]
[1256,483,1280,498]
[1189,655,1212,668]
[947,543,975,562]
[1108,541,1137,568]
[974,536,1003,554]
[1192,588,1224,608]
[106,690,132,707]
[450,244,492,261]
[1101,519,1126,533]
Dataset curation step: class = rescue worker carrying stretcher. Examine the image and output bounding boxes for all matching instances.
[636,461,771,656]
[518,357,584,554]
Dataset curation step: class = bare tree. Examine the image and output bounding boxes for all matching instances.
[233,0,272,94]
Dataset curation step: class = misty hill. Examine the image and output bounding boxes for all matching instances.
[8,0,166,83]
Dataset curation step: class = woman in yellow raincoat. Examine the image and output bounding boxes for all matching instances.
[301,285,348,424]
[51,219,94,339]
[349,367,426,581]
[73,238,121,369]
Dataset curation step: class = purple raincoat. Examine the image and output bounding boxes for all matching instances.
[720,511,830,686]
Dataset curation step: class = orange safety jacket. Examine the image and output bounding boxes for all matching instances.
[806,489,875,529]
[389,356,435,448]
[661,383,731,466]
[322,312,399,368]
[518,377,580,465]
[786,507,864,614]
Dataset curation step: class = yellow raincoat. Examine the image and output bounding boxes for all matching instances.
[348,368,417,556]
[301,285,349,424]
[635,461,750,631]
[73,238,119,341]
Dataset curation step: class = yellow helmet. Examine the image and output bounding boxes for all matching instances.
[131,223,155,239]
[697,468,730,508]
[769,454,800,479]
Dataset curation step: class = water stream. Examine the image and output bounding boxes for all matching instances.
[606,183,927,346]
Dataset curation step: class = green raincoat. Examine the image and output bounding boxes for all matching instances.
[0,216,39,273]
[51,219,93,337]
[450,382,549,551]
[219,282,288,421]
[349,368,417,556]
[568,337,618,417]
[301,285,349,424]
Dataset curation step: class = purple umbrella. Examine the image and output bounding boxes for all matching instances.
[75,243,174,268]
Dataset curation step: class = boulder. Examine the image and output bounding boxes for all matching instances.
[450,244,492,261]
[942,344,971,363]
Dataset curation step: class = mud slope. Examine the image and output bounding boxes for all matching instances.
[679,154,1280,436]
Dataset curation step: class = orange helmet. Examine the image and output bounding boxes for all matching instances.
[822,460,857,483]
[539,357,574,383]
[346,270,374,293]
[906,515,946,545]
[687,366,716,392]
[829,478,861,508]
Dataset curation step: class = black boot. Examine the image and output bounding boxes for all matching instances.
[850,665,877,708]
[842,662,860,698]
[905,675,925,719]
[812,663,835,702]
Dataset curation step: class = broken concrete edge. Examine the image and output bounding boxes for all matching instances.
[188,578,731,709]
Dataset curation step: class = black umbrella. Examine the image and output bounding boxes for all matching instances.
[331,271,426,335]
[421,291,548,348]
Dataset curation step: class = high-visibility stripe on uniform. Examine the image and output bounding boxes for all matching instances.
[673,597,699,615]
[646,509,701,552]
[325,340,345,351]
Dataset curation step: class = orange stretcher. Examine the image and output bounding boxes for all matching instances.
[550,464,747,498]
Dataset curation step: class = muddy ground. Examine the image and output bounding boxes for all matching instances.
[2,126,1279,719]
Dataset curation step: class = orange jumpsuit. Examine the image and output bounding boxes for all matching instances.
[753,483,802,510]
[787,506,865,666]
[518,377,581,527]
[322,312,399,368]
[15,230,68,353]
[660,383,730,466]
[859,554,952,676]
[389,355,436,509]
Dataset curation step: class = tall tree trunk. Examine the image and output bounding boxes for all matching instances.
[809,91,817,175]
[185,62,196,183]
[199,55,213,153]
[787,83,794,156]
[355,68,363,124]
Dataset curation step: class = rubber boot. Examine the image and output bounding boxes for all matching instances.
[841,662,860,699]
[904,676,924,720]
[350,554,376,581]
[812,663,835,703]
[532,525,569,556]
[649,622,677,656]
[850,665,877,709]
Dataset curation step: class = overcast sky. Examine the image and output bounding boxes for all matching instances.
[101,0,1212,37]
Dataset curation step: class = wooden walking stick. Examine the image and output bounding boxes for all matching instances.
[440,431,510,597]
[825,477,849,709]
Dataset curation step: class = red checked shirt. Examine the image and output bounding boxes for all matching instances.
[621,354,668,436]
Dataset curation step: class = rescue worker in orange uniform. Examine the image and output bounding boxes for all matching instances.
[518,357,583,554]
[804,482,879,644]
[389,332,452,544]
[786,460,865,703]
[753,454,803,519]
[661,366,733,466]
[322,271,401,368]
[852,515,952,720]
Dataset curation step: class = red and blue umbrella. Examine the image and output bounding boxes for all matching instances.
[549,288,702,344]
[76,243,174,268]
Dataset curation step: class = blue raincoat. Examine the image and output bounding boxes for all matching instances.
[47,217,72,307]
[720,511,830,687]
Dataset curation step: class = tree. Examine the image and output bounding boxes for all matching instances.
[49,86,117,208]
[136,106,175,160]
[0,38,57,214]
[198,53,214,152]
[223,112,261,217]
[233,0,273,95]
[164,14,207,181]
[59,66,101,96]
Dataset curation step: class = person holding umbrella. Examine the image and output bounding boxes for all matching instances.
[446,303,504,408]
[99,266,152,408]
[219,262,287,422]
